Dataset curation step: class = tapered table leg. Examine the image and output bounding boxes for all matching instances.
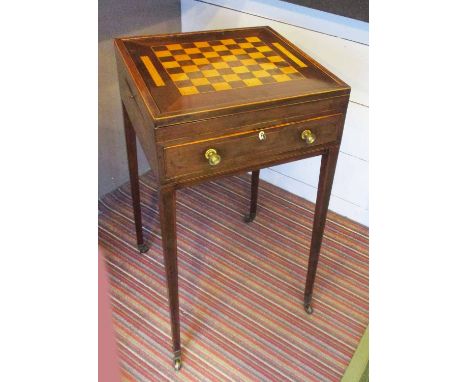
[158,186,182,370]
[123,102,149,254]
[304,146,340,314]
[244,170,260,223]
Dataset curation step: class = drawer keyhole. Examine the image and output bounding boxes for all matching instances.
[258,130,266,141]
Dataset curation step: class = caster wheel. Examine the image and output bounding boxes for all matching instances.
[174,357,182,371]
[304,304,313,314]
[243,212,256,223]
[138,243,149,254]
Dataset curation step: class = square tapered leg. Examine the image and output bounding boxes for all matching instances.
[304,146,340,314]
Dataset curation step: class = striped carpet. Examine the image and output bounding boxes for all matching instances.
[98,171,369,382]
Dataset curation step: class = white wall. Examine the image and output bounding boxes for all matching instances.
[181,0,369,225]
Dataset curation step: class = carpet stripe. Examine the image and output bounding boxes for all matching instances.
[193,178,369,253]
[116,187,369,304]
[106,188,369,302]
[99,221,352,380]
[110,258,296,381]
[112,278,298,381]
[133,186,369,289]
[99,198,370,344]
[231,175,369,241]
[99,212,366,350]
[119,184,369,292]
[100,227,346,380]
[105,193,368,311]
[114,310,229,382]
[166,186,368,277]
[99,172,368,381]
[138,179,369,273]
[107,254,346,378]
[103,228,313,380]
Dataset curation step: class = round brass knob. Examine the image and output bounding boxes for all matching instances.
[301,129,316,144]
[205,148,221,166]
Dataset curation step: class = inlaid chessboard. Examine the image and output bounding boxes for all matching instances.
[150,36,306,96]
[117,26,349,121]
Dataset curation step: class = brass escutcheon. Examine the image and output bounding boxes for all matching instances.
[258,130,266,141]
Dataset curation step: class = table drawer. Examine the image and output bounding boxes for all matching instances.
[163,113,342,180]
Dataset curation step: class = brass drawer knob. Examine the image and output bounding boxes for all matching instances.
[301,129,316,144]
[205,148,221,166]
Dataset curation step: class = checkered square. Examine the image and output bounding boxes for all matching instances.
[151,36,304,96]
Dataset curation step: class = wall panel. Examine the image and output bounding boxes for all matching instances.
[182,0,369,225]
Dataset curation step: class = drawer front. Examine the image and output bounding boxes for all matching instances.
[163,113,342,180]
[155,95,349,142]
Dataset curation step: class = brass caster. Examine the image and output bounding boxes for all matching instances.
[304,304,313,314]
[138,243,149,254]
[174,357,182,371]
[243,212,256,223]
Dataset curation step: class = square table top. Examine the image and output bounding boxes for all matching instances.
[115,26,350,125]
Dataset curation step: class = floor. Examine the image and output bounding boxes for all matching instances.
[98,171,369,381]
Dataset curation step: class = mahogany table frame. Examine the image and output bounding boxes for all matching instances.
[115,26,350,371]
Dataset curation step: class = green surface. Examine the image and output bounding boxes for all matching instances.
[359,363,369,382]
[341,327,369,382]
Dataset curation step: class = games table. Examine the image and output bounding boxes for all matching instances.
[114,26,350,371]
